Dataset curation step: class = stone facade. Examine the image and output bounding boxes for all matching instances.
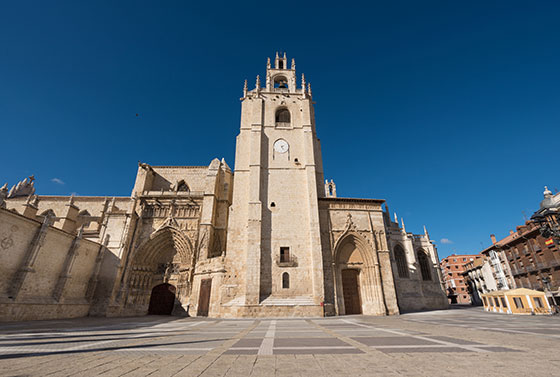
[0,54,447,320]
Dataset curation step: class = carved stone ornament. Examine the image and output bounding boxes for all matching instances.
[7,176,36,199]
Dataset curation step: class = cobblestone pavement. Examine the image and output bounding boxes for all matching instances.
[0,307,559,376]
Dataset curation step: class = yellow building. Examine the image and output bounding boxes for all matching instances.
[482,288,551,315]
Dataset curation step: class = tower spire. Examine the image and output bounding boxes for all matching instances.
[291,58,296,70]
[243,79,248,97]
[267,57,271,69]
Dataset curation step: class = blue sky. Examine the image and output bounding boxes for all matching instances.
[1,1,559,258]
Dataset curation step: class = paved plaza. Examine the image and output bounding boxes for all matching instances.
[0,307,559,376]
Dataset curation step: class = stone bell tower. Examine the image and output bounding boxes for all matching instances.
[224,53,326,316]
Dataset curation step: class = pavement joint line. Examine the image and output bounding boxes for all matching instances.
[257,320,276,355]
[405,318,560,339]
[0,321,209,356]
[172,319,261,377]
[305,319,373,355]
[61,322,206,352]
[115,347,214,352]
[340,319,493,353]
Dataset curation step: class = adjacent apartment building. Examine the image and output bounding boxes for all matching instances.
[440,254,480,304]
[464,187,560,307]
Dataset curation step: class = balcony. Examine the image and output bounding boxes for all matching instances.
[276,254,298,268]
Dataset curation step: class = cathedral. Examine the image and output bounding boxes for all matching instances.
[0,54,447,320]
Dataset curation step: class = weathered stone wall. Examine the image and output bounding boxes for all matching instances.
[0,208,104,321]
[319,198,400,316]
[387,223,448,312]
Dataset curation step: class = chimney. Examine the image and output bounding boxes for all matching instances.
[490,234,497,244]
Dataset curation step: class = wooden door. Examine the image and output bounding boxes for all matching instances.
[148,283,176,315]
[197,278,212,316]
[341,269,362,315]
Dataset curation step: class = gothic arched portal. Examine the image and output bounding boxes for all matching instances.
[123,226,194,315]
[333,233,386,316]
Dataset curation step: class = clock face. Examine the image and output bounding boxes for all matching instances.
[274,139,289,153]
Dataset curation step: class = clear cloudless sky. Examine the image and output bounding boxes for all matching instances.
[1,1,559,259]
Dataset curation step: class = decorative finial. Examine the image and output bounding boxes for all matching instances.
[424,225,428,236]
[544,186,552,197]
[68,194,75,206]
[394,212,398,223]
[401,218,406,233]
[243,79,248,97]
[267,57,271,69]
[275,51,279,59]
[283,52,286,59]
[307,83,312,97]
[255,75,260,89]
[301,74,306,94]
[291,58,295,70]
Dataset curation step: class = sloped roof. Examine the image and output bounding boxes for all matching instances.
[482,288,546,296]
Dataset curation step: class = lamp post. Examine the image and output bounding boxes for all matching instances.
[541,276,559,314]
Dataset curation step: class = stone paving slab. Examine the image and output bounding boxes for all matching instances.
[0,308,559,376]
[352,336,439,346]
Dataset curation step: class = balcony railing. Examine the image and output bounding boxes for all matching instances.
[276,254,298,267]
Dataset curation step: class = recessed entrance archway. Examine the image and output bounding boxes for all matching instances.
[333,231,388,316]
[122,226,194,316]
[148,283,176,315]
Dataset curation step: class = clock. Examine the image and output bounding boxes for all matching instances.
[274,139,289,153]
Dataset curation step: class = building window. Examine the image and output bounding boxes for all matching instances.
[280,247,290,263]
[417,250,432,281]
[500,297,507,307]
[533,297,543,308]
[483,297,488,305]
[394,245,409,278]
[494,297,500,307]
[275,108,291,124]
[282,272,289,289]
[176,180,189,192]
[513,297,524,309]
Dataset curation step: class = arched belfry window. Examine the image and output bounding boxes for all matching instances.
[417,250,432,281]
[282,272,289,289]
[274,76,288,89]
[394,245,409,278]
[275,108,291,124]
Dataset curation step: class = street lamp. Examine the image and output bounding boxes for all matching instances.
[541,276,559,314]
